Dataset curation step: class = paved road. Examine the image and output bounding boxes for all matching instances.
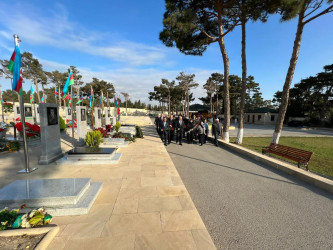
[147,128,333,249]
[228,124,333,137]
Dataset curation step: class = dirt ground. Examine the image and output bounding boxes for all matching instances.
[0,233,46,250]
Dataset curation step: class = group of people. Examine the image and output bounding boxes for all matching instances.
[154,114,223,147]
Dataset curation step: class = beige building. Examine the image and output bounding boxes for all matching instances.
[244,107,278,125]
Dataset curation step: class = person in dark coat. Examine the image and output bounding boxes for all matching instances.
[154,114,162,138]
[160,117,169,146]
[168,115,175,144]
[212,118,223,146]
[186,119,195,144]
[175,115,185,145]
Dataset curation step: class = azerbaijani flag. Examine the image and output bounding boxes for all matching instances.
[8,46,23,95]
[99,92,104,108]
[68,97,72,107]
[41,94,45,103]
[62,93,70,100]
[62,71,74,95]
[76,96,83,105]
[30,85,34,104]
[89,86,94,108]
[54,87,58,97]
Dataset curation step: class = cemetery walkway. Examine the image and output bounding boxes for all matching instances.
[0,128,216,249]
[161,128,333,250]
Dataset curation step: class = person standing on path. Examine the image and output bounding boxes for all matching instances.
[154,114,162,138]
[175,115,185,145]
[160,117,169,146]
[197,120,205,146]
[204,119,209,144]
[168,114,175,144]
[212,118,222,147]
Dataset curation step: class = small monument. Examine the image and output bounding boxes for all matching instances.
[94,107,102,128]
[14,104,34,123]
[39,103,63,164]
[65,107,72,121]
[105,107,112,125]
[76,106,87,146]
[34,105,40,124]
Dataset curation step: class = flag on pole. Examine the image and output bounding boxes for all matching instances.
[41,94,45,103]
[99,92,104,108]
[68,97,72,107]
[62,71,74,95]
[62,93,70,100]
[8,46,23,95]
[89,86,94,108]
[76,96,83,105]
[30,85,34,104]
[54,87,58,97]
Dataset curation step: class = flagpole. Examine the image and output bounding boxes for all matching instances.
[71,85,75,149]
[14,34,36,174]
[0,85,4,122]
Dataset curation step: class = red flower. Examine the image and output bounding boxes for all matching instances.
[21,204,26,209]
[26,132,36,137]
[0,128,4,132]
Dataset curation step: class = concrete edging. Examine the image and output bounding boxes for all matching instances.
[216,138,333,194]
[0,224,59,250]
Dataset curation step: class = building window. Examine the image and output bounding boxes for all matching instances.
[258,115,262,121]
[271,115,275,121]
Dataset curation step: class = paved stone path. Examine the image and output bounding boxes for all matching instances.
[161,129,333,250]
[0,127,216,250]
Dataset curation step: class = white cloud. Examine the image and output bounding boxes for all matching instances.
[0,2,167,66]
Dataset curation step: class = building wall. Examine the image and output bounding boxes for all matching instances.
[244,113,278,125]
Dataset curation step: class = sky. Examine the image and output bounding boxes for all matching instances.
[0,0,332,104]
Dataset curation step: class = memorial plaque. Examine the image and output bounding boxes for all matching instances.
[17,107,20,114]
[98,109,101,119]
[81,108,86,121]
[68,108,72,115]
[47,107,58,125]
[25,106,32,116]
[37,107,39,113]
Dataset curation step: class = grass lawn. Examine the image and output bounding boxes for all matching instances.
[229,137,333,179]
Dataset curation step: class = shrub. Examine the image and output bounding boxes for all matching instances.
[7,141,20,152]
[85,130,104,148]
[135,126,143,138]
[59,116,66,131]
[115,121,121,132]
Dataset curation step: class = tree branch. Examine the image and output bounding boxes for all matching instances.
[304,0,323,19]
[221,20,240,37]
[303,4,333,25]
[197,26,218,42]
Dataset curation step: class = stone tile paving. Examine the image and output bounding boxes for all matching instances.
[0,129,216,249]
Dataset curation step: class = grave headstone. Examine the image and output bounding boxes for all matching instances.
[14,104,34,123]
[65,107,72,121]
[105,107,112,125]
[76,106,87,146]
[94,107,102,128]
[34,105,40,124]
[38,103,63,165]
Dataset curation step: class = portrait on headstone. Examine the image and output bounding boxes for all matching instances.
[107,110,110,117]
[17,107,20,114]
[68,108,72,115]
[25,107,32,117]
[37,107,39,113]
[47,107,58,125]
[98,110,101,119]
[81,109,86,121]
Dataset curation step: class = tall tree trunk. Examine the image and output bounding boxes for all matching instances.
[168,89,171,115]
[217,6,230,142]
[210,92,213,114]
[216,94,218,117]
[236,17,247,144]
[34,77,41,103]
[273,5,305,144]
